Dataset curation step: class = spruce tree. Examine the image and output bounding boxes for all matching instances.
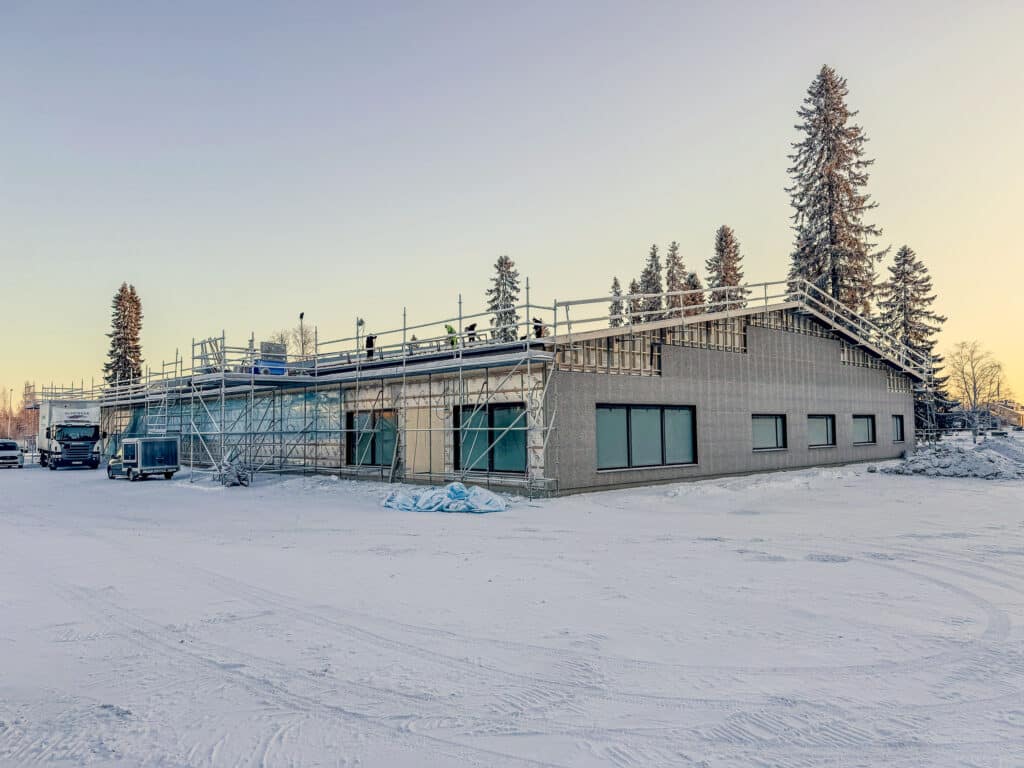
[103,282,144,385]
[682,272,705,316]
[638,243,663,320]
[627,279,642,324]
[486,255,521,342]
[706,225,750,311]
[877,245,948,423]
[664,241,685,316]
[609,276,624,327]
[787,65,884,315]
[125,285,144,375]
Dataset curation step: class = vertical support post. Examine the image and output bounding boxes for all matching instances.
[219,329,226,482]
[189,337,195,482]
[525,276,531,342]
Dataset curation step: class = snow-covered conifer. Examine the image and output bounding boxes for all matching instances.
[682,272,705,316]
[638,243,663,320]
[103,282,144,385]
[706,225,750,311]
[486,255,521,342]
[609,276,624,327]
[877,245,948,423]
[664,241,685,316]
[627,279,642,324]
[787,65,884,315]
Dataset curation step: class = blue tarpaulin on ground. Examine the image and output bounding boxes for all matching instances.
[382,482,508,513]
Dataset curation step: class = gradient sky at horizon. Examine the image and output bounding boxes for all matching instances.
[2,1,1022,403]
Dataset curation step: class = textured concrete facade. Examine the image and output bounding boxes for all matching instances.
[547,324,914,493]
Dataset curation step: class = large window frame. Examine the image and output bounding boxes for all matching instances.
[595,404,697,471]
[752,414,787,451]
[807,414,836,448]
[345,409,397,467]
[753,415,790,450]
[892,414,906,443]
[852,414,877,445]
[454,402,527,474]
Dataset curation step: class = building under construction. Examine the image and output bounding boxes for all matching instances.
[44,280,932,494]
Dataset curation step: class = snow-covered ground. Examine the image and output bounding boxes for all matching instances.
[1,451,1023,767]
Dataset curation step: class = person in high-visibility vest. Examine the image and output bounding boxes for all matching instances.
[445,324,458,348]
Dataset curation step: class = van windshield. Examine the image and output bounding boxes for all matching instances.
[55,425,99,442]
[0,441,17,451]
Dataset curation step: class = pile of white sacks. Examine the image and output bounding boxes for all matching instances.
[883,440,1024,480]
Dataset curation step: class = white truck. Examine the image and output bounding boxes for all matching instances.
[38,399,102,470]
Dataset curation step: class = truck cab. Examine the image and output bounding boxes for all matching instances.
[38,399,102,470]
[43,423,101,469]
[107,437,180,481]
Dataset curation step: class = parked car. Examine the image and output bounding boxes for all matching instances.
[107,437,180,481]
[0,439,25,469]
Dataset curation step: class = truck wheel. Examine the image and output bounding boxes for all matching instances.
[164,471,173,480]
[127,469,136,482]
[107,466,114,480]
[48,461,57,471]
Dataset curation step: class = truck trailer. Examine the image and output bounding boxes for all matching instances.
[37,399,102,470]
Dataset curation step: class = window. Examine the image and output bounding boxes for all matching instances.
[596,407,628,469]
[455,403,527,473]
[807,415,836,448]
[752,414,787,450]
[123,443,137,462]
[892,414,905,442]
[596,405,697,470]
[346,410,397,466]
[630,407,663,467]
[852,415,876,445]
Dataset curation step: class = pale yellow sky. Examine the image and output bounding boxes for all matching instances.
[1,2,1021,403]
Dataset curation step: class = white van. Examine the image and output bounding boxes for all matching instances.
[0,439,25,469]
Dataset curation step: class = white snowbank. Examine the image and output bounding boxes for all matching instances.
[883,439,1024,479]
[2,463,1023,766]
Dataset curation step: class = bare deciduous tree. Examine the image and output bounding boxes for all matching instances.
[946,341,1008,428]
[266,326,314,358]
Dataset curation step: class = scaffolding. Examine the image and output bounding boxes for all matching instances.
[42,278,935,492]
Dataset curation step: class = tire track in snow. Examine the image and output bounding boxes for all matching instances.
[51,582,576,768]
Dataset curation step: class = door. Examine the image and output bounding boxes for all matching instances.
[405,406,444,477]
[123,442,138,471]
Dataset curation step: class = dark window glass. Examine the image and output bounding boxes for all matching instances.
[629,407,663,467]
[596,407,629,469]
[808,415,836,447]
[853,415,876,444]
[752,415,787,450]
[491,405,527,473]
[346,410,397,466]
[455,404,527,473]
[596,405,697,469]
[377,411,397,467]
[892,414,905,442]
[458,408,490,472]
[664,408,696,464]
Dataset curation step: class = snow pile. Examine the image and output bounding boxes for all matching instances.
[883,441,1024,480]
[382,481,508,513]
